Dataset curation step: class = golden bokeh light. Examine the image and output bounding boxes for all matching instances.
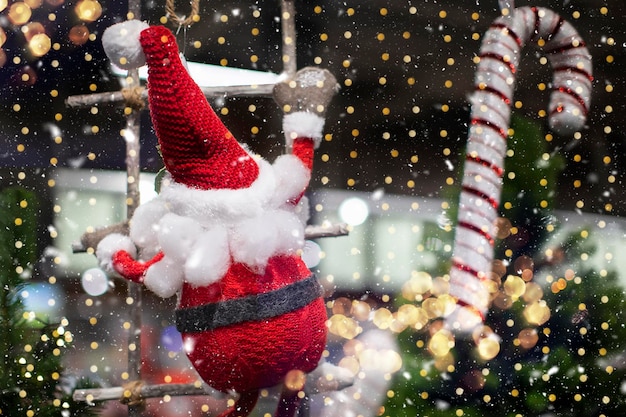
[28,33,51,57]
[524,301,551,325]
[75,0,102,22]
[476,333,500,360]
[68,25,90,46]
[503,275,526,299]
[428,329,454,357]
[359,348,403,373]
[22,22,45,42]
[8,2,32,25]
[283,369,306,391]
[24,0,42,9]
[327,313,361,340]
[518,328,539,350]
[401,271,433,300]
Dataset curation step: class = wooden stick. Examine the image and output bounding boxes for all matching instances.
[73,361,354,404]
[124,69,143,417]
[71,222,349,254]
[123,2,144,416]
[65,84,276,108]
[280,0,297,78]
[73,382,226,403]
[304,223,349,239]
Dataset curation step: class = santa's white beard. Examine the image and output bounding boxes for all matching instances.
[129,155,310,298]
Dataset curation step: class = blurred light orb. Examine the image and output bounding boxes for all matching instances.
[22,22,45,42]
[428,329,454,357]
[28,33,51,57]
[494,217,512,239]
[161,325,183,352]
[21,283,65,317]
[16,66,37,86]
[338,197,369,226]
[301,240,322,268]
[284,369,306,391]
[401,271,433,300]
[327,313,360,339]
[69,24,90,46]
[477,333,500,360]
[81,267,109,296]
[524,300,551,325]
[372,307,393,329]
[522,282,544,303]
[0,49,7,67]
[503,274,526,299]
[0,0,7,12]
[359,348,402,373]
[351,300,371,321]
[518,328,539,350]
[0,28,6,48]
[337,355,360,375]
[422,297,444,318]
[8,2,32,25]
[396,304,420,326]
[24,0,42,9]
[75,0,102,22]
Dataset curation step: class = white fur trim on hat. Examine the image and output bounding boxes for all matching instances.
[96,233,136,274]
[230,209,305,273]
[270,154,310,208]
[102,20,149,70]
[283,111,325,148]
[158,157,277,225]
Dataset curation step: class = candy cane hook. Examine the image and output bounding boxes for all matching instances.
[448,6,593,328]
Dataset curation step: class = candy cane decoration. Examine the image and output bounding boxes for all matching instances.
[448,6,593,327]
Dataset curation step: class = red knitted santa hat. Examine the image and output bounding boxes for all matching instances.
[110,24,260,190]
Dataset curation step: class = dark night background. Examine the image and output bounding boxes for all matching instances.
[0,0,625,215]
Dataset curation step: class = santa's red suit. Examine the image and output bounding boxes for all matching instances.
[98,21,337,417]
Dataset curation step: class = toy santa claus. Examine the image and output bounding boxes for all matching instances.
[96,20,338,417]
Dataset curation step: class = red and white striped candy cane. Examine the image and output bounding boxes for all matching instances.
[449,6,593,326]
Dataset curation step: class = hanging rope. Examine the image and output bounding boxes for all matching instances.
[120,380,146,408]
[121,86,146,110]
[165,0,200,27]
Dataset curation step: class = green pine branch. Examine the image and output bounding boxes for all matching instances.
[384,115,626,416]
[0,187,101,417]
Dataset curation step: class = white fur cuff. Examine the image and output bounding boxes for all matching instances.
[96,233,137,274]
[283,112,325,148]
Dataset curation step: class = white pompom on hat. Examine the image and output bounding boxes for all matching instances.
[101,20,261,191]
[101,20,149,70]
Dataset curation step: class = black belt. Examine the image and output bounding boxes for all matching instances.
[175,274,324,333]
